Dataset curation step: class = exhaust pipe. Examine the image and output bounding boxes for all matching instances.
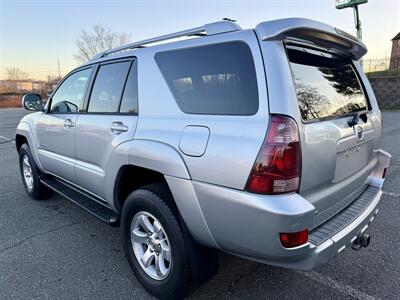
[351,233,371,250]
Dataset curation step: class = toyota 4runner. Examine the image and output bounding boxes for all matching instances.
[16,18,391,299]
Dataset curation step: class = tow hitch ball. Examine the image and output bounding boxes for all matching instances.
[351,233,371,250]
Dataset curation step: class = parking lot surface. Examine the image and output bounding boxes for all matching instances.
[0,108,399,299]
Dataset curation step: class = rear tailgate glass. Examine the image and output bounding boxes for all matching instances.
[287,47,368,122]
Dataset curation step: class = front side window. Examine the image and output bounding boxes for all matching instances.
[88,61,131,113]
[288,48,367,122]
[50,67,92,113]
[155,41,259,115]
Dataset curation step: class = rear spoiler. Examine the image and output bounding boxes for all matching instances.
[255,18,367,60]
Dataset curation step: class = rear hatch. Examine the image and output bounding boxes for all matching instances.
[255,18,381,228]
[286,45,380,228]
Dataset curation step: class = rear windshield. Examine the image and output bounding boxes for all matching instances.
[155,41,259,115]
[287,48,367,122]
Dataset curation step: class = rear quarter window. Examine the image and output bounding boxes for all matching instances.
[287,47,368,122]
[155,41,259,115]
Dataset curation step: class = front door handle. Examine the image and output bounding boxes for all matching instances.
[111,122,128,134]
[64,119,74,128]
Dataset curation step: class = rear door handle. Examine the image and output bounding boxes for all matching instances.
[111,122,128,134]
[64,119,74,128]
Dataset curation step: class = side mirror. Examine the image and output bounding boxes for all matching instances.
[22,93,43,111]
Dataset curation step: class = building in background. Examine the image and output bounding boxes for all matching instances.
[16,81,33,92]
[0,80,12,93]
[390,32,400,70]
[32,81,45,91]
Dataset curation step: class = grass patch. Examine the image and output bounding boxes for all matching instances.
[366,69,400,78]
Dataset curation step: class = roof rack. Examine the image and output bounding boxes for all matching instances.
[91,20,241,60]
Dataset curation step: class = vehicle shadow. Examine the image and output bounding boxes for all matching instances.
[188,253,315,299]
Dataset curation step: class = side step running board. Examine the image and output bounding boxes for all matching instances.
[40,176,120,226]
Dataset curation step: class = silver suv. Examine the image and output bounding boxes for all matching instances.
[17,18,391,299]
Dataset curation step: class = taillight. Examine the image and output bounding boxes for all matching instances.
[280,229,309,248]
[246,114,301,194]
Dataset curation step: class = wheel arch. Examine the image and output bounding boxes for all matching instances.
[15,122,44,171]
[109,139,191,212]
[113,165,167,212]
[15,134,28,152]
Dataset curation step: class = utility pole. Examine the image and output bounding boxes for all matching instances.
[353,4,362,41]
[57,58,61,79]
[336,0,368,66]
[336,0,368,42]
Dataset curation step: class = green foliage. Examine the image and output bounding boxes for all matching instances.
[366,69,400,78]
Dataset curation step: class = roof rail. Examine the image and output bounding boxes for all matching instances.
[91,20,241,60]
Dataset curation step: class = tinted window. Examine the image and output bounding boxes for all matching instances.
[155,41,258,115]
[288,48,367,122]
[88,61,131,113]
[50,68,92,113]
[120,62,138,114]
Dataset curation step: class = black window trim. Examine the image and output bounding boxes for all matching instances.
[46,65,95,115]
[285,42,371,124]
[82,57,138,116]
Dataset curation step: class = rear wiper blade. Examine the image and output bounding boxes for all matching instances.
[347,114,359,127]
[347,112,368,127]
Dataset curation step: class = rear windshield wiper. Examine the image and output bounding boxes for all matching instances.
[348,112,367,127]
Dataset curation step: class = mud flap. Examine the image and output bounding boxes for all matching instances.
[179,214,219,284]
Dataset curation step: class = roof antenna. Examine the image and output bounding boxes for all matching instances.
[222,18,237,22]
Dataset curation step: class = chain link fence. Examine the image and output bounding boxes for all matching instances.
[364,58,400,78]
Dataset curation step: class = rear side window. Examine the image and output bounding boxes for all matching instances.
[119,62,138,114]
[88,61,131,113]
[155,41,259,115]
[288,48,367,122]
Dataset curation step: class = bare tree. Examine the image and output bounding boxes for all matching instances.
[5,67,29,93]
[6,67,28,81]
[46,75,62,83]
[74,24,131,63]
[294,81,330,120]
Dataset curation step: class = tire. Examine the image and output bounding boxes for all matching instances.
[18,143,52,200]
[121,183,191,300]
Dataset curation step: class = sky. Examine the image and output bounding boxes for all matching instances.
[1,0,399,80]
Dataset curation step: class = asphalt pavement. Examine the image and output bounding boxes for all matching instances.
[0,108,399,299]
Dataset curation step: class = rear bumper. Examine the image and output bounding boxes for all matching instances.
[189,149,391,270]
[282,186,382,270]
